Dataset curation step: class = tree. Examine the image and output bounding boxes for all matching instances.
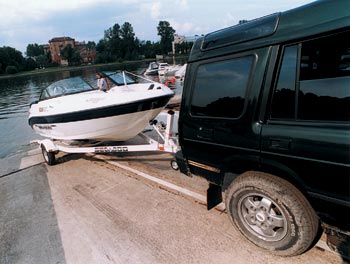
[71,51,82,66]
[26,43,44,57]
[139,40,160,58]
[175,41,194,54]
[96,22,141,62]
[95,39,109,63]
[6,65,18,74]
[61,44,80,66]
[36,54,50,68]
[120,22,137,60]
[104,23,122,59]
[24,57,38,71]
[86,41,96,51]
[157,21,175,54]
[0,46,25,74]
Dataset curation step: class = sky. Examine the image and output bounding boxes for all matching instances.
[0,0,316,54]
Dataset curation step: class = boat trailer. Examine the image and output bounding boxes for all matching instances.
[31,110,180,170]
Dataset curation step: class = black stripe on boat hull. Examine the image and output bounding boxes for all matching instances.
[29,94,173,127]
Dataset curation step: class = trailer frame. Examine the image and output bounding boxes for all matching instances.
[31,110,180,167]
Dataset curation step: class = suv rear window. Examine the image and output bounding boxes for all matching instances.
[271,30,350,122]
[190,56,253,118]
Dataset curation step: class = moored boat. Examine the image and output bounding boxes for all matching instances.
[28,71,174,141]
[144,62,159,75]
[174,63,187,80]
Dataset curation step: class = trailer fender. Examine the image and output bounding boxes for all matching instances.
[40,139,59,153]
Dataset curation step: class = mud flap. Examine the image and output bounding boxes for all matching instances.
[323,223,350,260]
[207,183,222,210]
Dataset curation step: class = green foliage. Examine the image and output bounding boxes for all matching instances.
[5,65,18,74]
[157,21,176,54]
[36,54,50,68]
[61,44,81,66]
[0,46,25,74]
[120,22,137,60]
[86,41,96,51]
[175,42,194,54]
[96,22,142,63]
[94,21,166,63]
[26,43,44,57]
[24,57,38,71]
[105,23,122,58]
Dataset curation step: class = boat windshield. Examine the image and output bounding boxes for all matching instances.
[104,71,151,86]
[150,62,159,70]
[104,71,137,85]
[40,77,93,101]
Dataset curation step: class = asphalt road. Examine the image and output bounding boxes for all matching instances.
[0,146,346,264]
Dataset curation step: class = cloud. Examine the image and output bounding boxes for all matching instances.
[222,12,237,28]
[0,0,150,28]
[170,20,194,34]
[178,0,188,10]
[150,1,161,20]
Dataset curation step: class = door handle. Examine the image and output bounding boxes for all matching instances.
[197,127,213,140]
[269,138,291,150]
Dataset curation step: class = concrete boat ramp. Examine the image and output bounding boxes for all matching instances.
[0,142,345,263]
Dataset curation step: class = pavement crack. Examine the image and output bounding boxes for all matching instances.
[0,163,44,179]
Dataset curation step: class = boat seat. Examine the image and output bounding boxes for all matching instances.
[148,84,155,90]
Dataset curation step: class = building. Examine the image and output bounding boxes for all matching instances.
[49,37,75,65]
[47,37,96,65]
[75,41,96,64]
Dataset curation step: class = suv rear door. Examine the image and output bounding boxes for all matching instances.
[260,30,350,226]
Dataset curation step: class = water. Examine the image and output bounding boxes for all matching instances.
[0,60,184,158]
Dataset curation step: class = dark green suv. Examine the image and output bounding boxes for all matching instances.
[176,0,349,257]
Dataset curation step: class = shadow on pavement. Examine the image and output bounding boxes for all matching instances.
[0,163,66,264]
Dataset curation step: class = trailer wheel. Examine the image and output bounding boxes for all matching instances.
[170,160,179,170]
[225,171,319,257]
[41,144,56,166]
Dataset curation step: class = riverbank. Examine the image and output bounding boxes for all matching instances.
[0,60,150,80]
[0,56,188,80]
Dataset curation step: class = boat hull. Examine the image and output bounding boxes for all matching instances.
[31,107,164,141]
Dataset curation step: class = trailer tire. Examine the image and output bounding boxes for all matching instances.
[41,144,56,166]
[225,171,319,257]
[170,160,179,170]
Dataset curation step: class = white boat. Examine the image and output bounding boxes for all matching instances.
[28,71,174,141]
[159,63,183,77]
[174,63,187,80]
[144,62,159,75]
[157,62,170,76]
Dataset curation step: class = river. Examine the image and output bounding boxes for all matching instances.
[0,60,184,158]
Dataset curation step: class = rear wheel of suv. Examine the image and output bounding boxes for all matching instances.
[225,171,319,257]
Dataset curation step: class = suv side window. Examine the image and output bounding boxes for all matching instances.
[190,56,253,118]
[271,30,350,122]
[270,45,298,119]
[298,31,350,121]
